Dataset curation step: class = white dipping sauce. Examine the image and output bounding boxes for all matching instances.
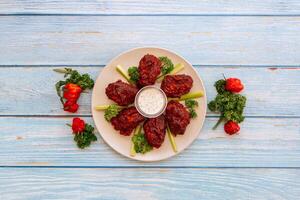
[136,87,166,117]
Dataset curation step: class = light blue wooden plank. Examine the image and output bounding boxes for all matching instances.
[0,16,299,65]
[1,168,299,200]
[0,67,299,117]
[1,117,299,167]
[1,0,300,15]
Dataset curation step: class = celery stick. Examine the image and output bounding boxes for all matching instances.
[170,63,185,75]
[133,125,142,138]
[156,74,164,82]
[167,126,177,153]
[95,105,110,110]
[116,65,131,82]
[130,143,136,157]
[157,63,185,82]
[130,125,142,157]
[179,91,204,101]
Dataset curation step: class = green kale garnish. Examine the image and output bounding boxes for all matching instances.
[208,91,246,123]
[128,66,139,83]
[188,108,197,118]
[185,99,198,108]
[54,68,94,104]
[56,68,94,90]
[104,105,122,121]
[185,99,199,119]
[208,79,247,129]
[132,132,153,154]
[159,56,174,75]
[214,79,226,94]
[74,123,97,149]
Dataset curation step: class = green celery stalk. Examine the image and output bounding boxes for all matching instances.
[130,125,142,157]
[116,65,131,83]
[179,91,204,101]
[94,105,110,110]
[157,63,185,82]
[170,63,185,75]
[130,143,136,157]
[167,126,177,153]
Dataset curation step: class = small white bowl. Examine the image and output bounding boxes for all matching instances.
[134,86,167,118]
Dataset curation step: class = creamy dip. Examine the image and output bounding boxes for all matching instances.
[135,86,167,117]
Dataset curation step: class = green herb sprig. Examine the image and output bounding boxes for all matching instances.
[73,124,97,149]
[95,105,123,122]
[132,130,152,154]
[128,66,139,83]
[54,68,94,104]
[208,79,246,129]
[185,99,199,119]
[104,105,123,121]
[159,56,174,76]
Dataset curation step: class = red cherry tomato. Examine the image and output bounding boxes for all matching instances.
[225,78,244,93]
[224,120,240,135]
[63,100,79,113]
[64,83,82,93]
[63,91,80,100]
[63,83,82,101]
[71,117,85,133]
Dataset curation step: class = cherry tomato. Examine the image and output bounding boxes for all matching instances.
[224,120,240,135]
[225,78,244,93]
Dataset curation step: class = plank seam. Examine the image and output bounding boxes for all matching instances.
[1,166,300,169]
[1,13,300,17]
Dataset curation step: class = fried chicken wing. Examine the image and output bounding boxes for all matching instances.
[143,115,167,148]
[161,74,193,98]
[166,100,190,135]
[105,80,138,106]
[138,54,162,87]
[111,106,145,136]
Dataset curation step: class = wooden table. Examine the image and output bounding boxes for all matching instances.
[1,1,300,199]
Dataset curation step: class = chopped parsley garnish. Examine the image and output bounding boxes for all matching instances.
[74,123,97,149]
[104,105,122,122]
[159,56,174,75]
[128,66,139,83]
[208,79,246,129]
[185,99,199,119]
[54,68,94,104]
[132,131,152,154]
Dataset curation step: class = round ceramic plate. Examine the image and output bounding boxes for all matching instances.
[92,47,207,161]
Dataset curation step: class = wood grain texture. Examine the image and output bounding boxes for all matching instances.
[0,1,299,198]
[0,16,299,65]
[1,117,299,167]
[1,168,300,200]
[0,67,299,117]
[1,0,300,15]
